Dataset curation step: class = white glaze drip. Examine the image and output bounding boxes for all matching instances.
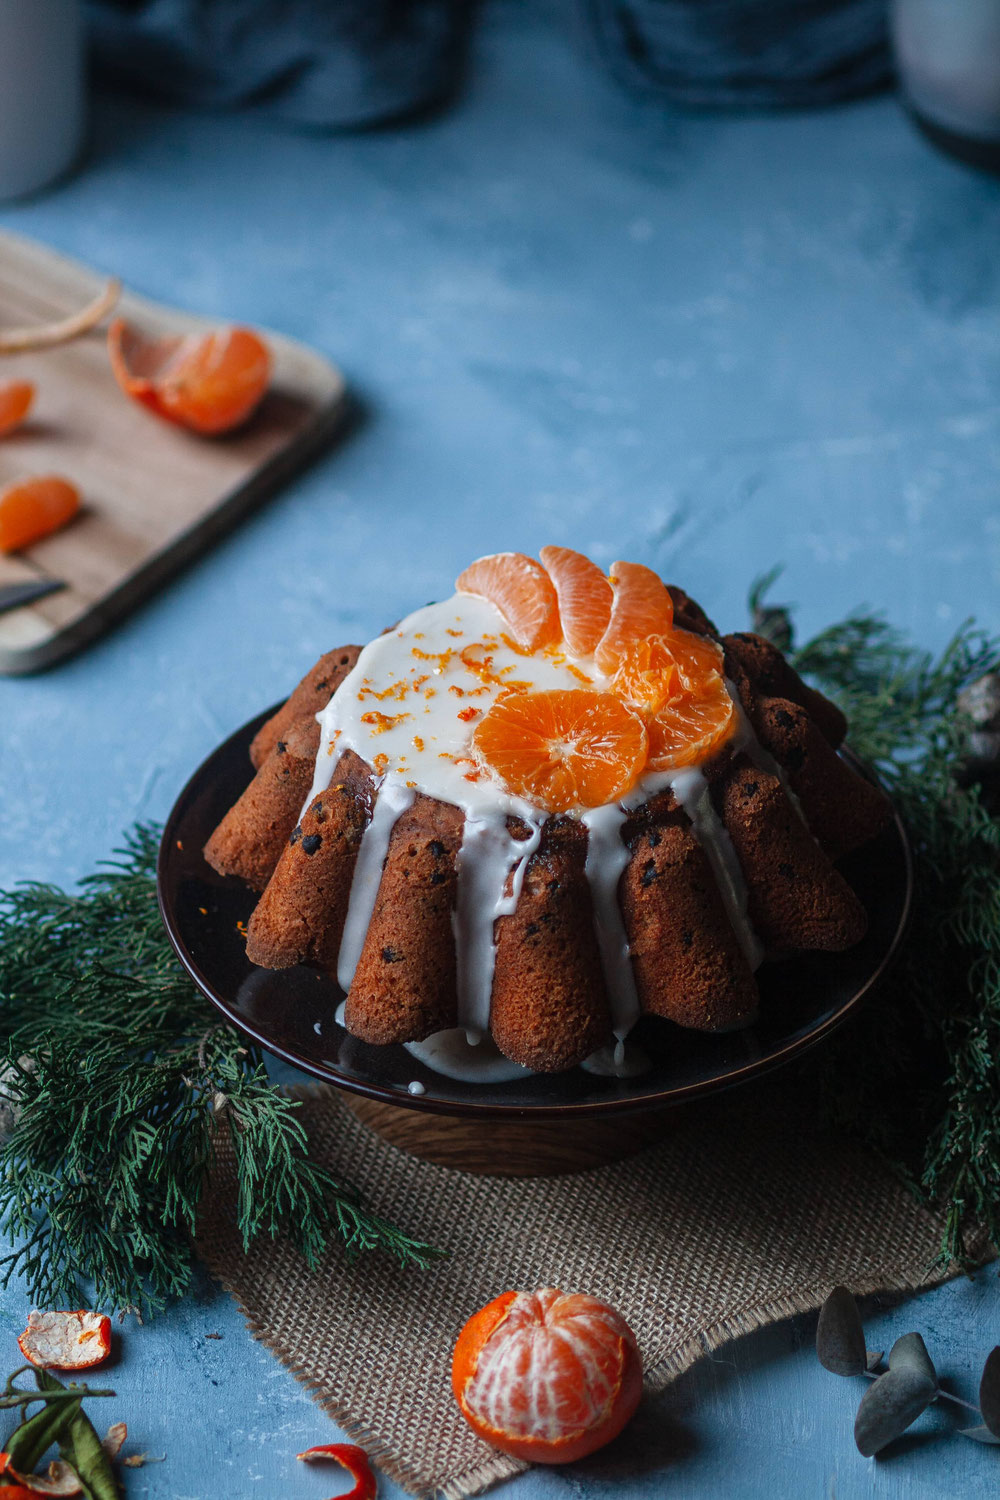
[582,803,641,1039]
[403,1028,530,1082]
[453,813,545,1035]
[581,1038,652,1078]
[335,781,415,991]
[663,766,764,971]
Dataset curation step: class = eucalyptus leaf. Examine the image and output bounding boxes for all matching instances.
[866,1350,884,1372]
[854,1367,937,1457]
[960,1424,1000,1445]
[979,1346,1000,1438]
[888,1332,937,1386]
[817,1287,867,1376]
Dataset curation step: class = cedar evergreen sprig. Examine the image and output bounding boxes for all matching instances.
[0,826,440,1316]
[755,578,1000,1266]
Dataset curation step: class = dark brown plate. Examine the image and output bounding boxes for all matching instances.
[157,706,912,1119]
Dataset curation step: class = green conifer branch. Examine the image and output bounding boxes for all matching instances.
[0,828,441,1315]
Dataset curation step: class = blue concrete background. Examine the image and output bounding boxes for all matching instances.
[1,0,999,1494]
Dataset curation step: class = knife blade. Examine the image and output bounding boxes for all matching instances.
[0,577,66,616]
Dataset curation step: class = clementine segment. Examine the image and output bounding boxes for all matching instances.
[108,319,271,434]
[0,380,34,437]
[452,1288,643,1464]
[539,545,612,657]
[646,674,735,770]
[595,560,674,673]
[472,689,647,812]
[0,475,80,553]
[457,552,560,651]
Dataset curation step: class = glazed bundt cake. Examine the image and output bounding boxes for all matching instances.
[204,548,890,1073]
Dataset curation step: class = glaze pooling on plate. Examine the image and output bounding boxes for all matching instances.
[308,590,764,1073]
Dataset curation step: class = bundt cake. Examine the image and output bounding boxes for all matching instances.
[204,548,890,1074]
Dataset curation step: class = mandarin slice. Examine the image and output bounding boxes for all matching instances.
[611,636,682,714]
[456,552,560,651]
[646,674,736,770]
[594,560,674,673]
[452,1288,643,1464]
[664,625,725,688]
[0,380,34,438]
[539,545,613,657]
[0,475,80,553]
[108,319,271,435]
[472,688,647,812]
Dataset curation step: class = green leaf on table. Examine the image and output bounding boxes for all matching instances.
[888,1332,937,1385]
[960,1424,1000,1445]
[854,1368,937,1457]
[979,1346,1000,1438]
[817,1286,866,1376]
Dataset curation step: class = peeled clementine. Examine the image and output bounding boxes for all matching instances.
[452,1288,643,1464]
[108,319,271,435]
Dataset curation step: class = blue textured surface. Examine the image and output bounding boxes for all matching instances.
[1,1,999,1494]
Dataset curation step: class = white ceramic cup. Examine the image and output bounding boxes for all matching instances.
[892,0,1000,143]
[0,0,86,201]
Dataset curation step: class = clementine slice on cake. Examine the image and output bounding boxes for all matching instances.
[595,560,674,673]
[472,688,647,812]
[457,552,560,651]
[452,1288,643,1464]
[539,545,613,657]
[646,674,735,769]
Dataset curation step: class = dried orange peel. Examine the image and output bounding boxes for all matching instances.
[108,319,271,435]
[0,476,80,554]
[0,381,35,438]
[296,1444,376,1499]
[17,1309,112,1371]
[452,1287,643,1464]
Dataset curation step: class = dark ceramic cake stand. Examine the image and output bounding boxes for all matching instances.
[157,706,912,1174]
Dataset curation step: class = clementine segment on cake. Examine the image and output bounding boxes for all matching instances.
[108,319,271,434]
[539,545,613,657]
[452,1288,643,1464]
[472,688,647,812]
[595,560,675,673]
[457,552,560,651]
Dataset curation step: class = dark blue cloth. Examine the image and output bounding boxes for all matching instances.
[87,0,891,127]
[584,0,891,108]
[86,0,469,128]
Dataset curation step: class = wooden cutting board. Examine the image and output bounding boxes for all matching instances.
[0,230,347,675]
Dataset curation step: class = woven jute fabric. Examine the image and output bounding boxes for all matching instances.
[197,1081,955,1500]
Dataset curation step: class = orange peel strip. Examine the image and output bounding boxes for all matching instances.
[0,279,121,354]
[296,1444,377,1500]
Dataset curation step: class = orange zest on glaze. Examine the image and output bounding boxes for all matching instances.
[360,711,411,734]
[472,689,647,814]
[0,381,34,437]
[108,319,271,435]
[457,552,560,651]
[0,475,80,554]
[452,1287,643,1465]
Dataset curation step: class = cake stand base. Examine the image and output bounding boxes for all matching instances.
[341,1092,677,1176]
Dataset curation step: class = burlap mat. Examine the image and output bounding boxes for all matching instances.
[197,1081,957,1500]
